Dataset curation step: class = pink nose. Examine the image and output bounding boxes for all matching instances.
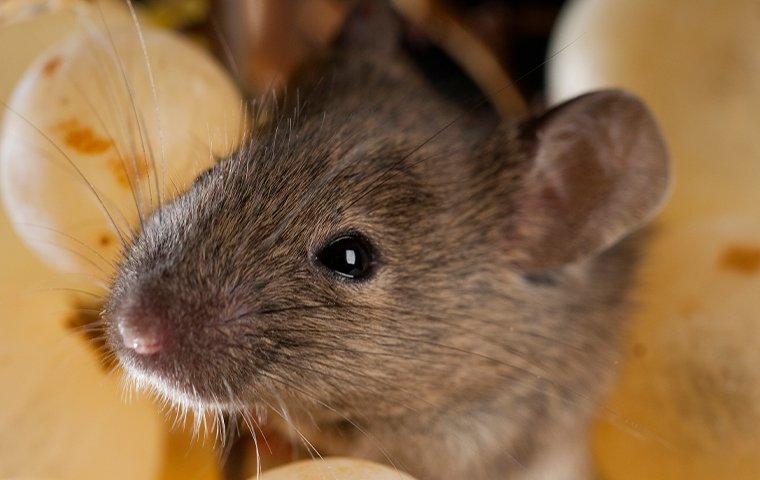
[118,318,164,355]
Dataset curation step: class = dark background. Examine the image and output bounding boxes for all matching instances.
[134,0,569,102]
[443,0,568,99]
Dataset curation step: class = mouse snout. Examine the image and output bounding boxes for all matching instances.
[112,293,172,357]
[117,313,166,355]
[107,277,256,403]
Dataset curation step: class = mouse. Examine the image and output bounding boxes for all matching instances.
[103,3,670,479]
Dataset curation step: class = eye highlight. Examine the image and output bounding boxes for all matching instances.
[317,233,375,280]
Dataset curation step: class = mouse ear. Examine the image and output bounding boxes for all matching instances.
[509,90,671,271]
[334,0,403,56]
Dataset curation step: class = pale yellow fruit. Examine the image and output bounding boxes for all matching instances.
[593,215,760,480]
[1,5,245,277]
[0,4,237,479]
[0,292,164,480]
[259,458,418,480]
[0,2,138,98]
[1,8,163,479]
[0,210,163,479]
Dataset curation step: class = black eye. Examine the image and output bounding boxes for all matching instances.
[317,234,375,280]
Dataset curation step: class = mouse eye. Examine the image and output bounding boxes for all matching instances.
[317,234,375,280]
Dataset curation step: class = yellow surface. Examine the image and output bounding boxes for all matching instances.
[259,458,417,480]
[593,216,760,479]
[0,198,164,479]
[0,3,224,479]
[158,421,221,480]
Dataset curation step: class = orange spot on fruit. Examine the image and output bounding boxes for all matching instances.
[108,156,151,188]
[54,119,113,155]
[42,56,62,76]
[720,245,760,274]
[98,233,113,247]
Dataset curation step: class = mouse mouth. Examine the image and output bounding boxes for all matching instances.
[129,371,254,418]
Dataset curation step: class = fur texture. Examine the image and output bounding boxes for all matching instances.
[105,18,668,480]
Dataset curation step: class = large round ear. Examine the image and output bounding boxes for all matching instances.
[510,90,671,271]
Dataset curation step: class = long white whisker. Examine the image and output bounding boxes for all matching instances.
[125,0,165,219]
[93,1,155,221]
[0,100,130,247]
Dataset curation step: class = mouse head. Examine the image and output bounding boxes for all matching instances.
[105,5,669,425]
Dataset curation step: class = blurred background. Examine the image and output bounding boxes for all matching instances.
[1,1,759,479]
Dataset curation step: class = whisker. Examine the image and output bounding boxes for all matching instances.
[267,321,670,449]
[259,373,406,477]
[269,398,329,469]
[22,237,112,279]
[77,6,149,227]
[93,1,155,226]
[203,291,669,449]
[274,357,427,415]
[342,33,585,213]
[68,71,143,230]
[125,0,164,220]
[12,221,119,269]
[0,99,130,247]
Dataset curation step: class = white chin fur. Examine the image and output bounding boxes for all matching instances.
[118,355,238,414]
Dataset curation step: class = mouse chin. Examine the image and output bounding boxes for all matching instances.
[115,348,251,412]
